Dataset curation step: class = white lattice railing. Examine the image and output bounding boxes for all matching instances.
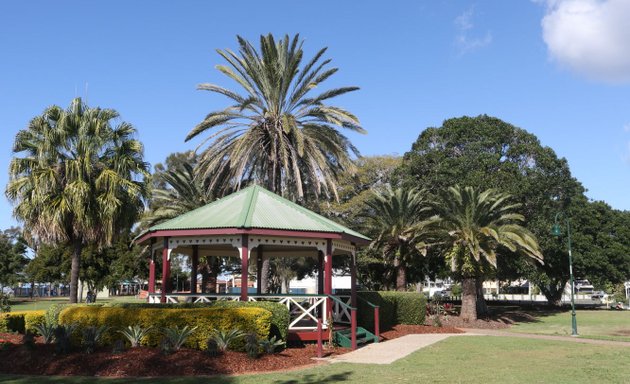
[147,293,349,331]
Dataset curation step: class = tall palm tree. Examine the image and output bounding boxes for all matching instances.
[363,187,436,291]
[433,186,543,321]
[6,98,149,303]
[187,33,365,201]
[187,34,365,292]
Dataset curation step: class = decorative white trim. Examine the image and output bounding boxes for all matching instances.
[332,240,355,254]
[169,235,241,248]
[249,236,327,253]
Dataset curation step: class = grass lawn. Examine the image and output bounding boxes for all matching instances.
[1,336,629,383]
[509,309,630,342]
[8,296,144,312]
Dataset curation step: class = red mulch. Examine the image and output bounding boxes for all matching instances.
[0,314,516,378]
[0,335,348,377]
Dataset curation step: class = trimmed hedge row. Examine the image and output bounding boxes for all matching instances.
[0,311,46,334]
[59,306,271,351]
[357,291,426,331]
[105,301,290,341]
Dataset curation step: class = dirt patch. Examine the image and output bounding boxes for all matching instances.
[381,324,464,340]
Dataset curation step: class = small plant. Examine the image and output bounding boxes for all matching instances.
[82,325,109,354]
[160,338,173,355]
[44,304,67,327]
[260,336,285,354]
[21,332,36,350]
[118,325,151,348]
[54,324,77,354]
[206,338,221,357]
[33,322,56,344]
[162,325,197,351]
[111,339,125,354]
[244,333,260,359]
[211,329,245,353]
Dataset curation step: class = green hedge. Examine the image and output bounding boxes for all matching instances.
[357,291,426,331]
[59,306,271,350]
[105,300,290,341]
[0,311,46,334]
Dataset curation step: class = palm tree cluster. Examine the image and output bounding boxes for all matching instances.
[6,98,149,303]
[364,185,543,320]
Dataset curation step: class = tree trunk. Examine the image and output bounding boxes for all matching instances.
[460,278,478,321]
[260,258,270,293]
[476,278,489,318]
[69,240,82,303]
[200,262,208,294]
[394,257,406,291]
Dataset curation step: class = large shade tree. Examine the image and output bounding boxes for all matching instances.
[362,187,436,291]
[188,34,365,292]
[6,98,149,303]
[434,186,543,321]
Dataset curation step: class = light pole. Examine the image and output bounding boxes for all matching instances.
[552,212,578,336]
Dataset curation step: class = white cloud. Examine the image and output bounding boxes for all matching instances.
[540,0,630,83]
[454,8,492,55]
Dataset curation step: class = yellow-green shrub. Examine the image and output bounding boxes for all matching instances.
[59,306,271,350]
[0,311,46,334]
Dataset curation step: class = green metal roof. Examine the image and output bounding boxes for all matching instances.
[148,185,370,241]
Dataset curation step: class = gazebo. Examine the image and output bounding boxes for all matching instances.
[136,185,375,347]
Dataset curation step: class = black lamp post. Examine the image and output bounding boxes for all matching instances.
[552,212,578,336]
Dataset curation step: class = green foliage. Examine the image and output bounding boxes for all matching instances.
[59,306,271,351]
[82,325,109,353]
[162,325,197,351]
[356,291,427,331]
[260,336,285,354]
[0,293,10,313]
[54,324,77,354]
[244,332,260,359]
[6,97,150,303]
[0,228,28,288]
[118,325,152,348]
[211,329,246,352]
[44,303,67,327]
[188,34,365,201]
[33,322,55,343]
[0,310,46,334]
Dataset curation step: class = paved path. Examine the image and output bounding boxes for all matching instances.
[328,329,630,365]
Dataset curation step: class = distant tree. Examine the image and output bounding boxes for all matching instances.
[400,115,585,305]
[433,186,542,321]
[24,244,70,295]
[6,98,150,303]
[0,228,28,290]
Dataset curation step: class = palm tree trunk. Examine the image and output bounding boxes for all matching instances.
[394,257,407,291]
[460,278,477,321]
[476,278,489,318]
[69,240,82,303]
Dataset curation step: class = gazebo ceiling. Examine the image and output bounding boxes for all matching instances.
[138,185,370,244]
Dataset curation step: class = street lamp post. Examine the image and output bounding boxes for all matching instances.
[552,212,578,336]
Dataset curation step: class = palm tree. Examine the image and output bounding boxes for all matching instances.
[433,186,543,321]
[6,98,149,303]
[187,34,365,292]
[363,187,436,291]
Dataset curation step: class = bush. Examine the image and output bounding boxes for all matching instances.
[105,300,290,341]
[44,304,68,327]
[59,306,271,351]
[0,311,46,334]
[356,291,427,331]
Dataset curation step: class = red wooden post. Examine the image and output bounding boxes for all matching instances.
[240,234,249,301]
[148,257,155,294]
[191,245,198,294]
[256,245,263,295]
[374,307,380,342]
[317,318,323,358]
[160,237,170,303]
[351,308,357,350]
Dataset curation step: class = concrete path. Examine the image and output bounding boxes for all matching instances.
[328,333,466,364]
[327,329,630,365]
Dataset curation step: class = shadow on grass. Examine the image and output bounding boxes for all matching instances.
[272,371,353,384]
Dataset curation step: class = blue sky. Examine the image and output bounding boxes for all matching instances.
[1,0,629,231]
